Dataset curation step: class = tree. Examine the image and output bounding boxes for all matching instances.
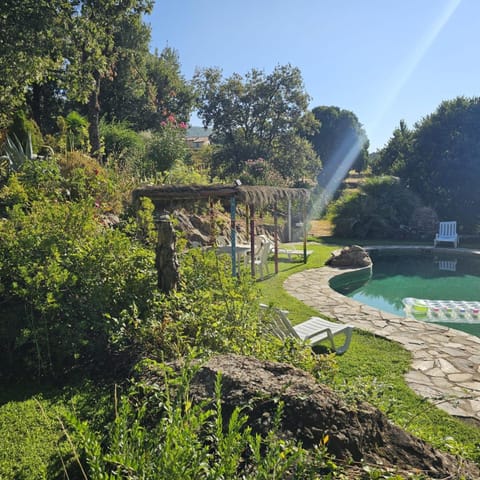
[401,97,480,231]
[193,65,320,184]
[370,119,413,176]
[309,106,369,182]
[99,43,195,130]
[0,0,73,128]
[141,48,195,129]
[66,0,154,157]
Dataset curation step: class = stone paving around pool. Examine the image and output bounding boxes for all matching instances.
[284,266,480,423]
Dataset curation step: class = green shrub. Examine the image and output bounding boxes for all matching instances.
[19,156,64,201]
[8,111,43,152]
[115,248,335,382]
[57,151,118,207]
[0,199,156,378]
[100,119,145,170]
[0,397,69,479]
[143,116,190,176]
[56,111,90,153]
[328,176,422,239]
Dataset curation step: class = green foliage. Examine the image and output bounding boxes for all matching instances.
[138,47,195,129]
[2,133,36,175]
[159,158,211,185]
[57,152,120,209]
[56,111,90,153]
[369,119,413,177]
[100,119,145,169]
[143,115,190,175]
[0,396,70,479]
[68,362,338,479]
[310,105,370,176]
[0,1,72,128]
[0,199,156,378]
[8,111,44,152]
[194,65,321,183]
[374,97,480,232]
[328,176,422,239]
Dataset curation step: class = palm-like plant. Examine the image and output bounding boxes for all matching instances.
[2,133,36,172]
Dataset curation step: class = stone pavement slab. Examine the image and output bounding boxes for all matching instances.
[283,266,480,422]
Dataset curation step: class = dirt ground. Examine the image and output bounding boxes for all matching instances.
[309,219,332,237]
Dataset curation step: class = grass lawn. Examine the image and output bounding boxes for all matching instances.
[259,239,480,462]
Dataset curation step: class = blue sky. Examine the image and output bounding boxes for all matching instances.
[147,0,479,152]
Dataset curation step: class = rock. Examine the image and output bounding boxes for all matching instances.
[174,354,478,479]
[325,245,372,268]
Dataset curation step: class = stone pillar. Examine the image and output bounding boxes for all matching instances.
[155,215,179,294]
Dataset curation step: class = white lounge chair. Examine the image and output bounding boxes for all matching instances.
[434,221,459,248]
[438,259,457,271]
[277,247,313,261]
[261,305,353,354]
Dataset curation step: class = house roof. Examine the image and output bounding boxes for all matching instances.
[186,126,212,138]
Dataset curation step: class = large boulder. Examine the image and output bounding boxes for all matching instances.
[172,355,477,479]
[325,245,372,268]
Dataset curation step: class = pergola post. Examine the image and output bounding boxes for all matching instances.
[209,198,215,245]
[249,203,255,277]
[155,214,179,293]
[274,202,279,274]
[303,200,308,264]
[287,198,292,242]
[230,195,237,277]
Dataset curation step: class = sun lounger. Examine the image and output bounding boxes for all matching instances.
[261,305,353,354]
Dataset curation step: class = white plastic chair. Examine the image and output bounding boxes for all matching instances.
[261,305,353,355]
[254,240,273,279]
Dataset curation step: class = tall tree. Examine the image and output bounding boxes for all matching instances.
[66,0,153,156]
[141,47,195,129]
[310,106,369,179]
[370,119,413,176]
[0,0,73,128]
[194,65,320,183]
[400,97,480,231]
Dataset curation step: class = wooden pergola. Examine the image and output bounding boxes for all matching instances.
[133,183,311,277]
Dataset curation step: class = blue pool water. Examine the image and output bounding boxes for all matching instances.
[332,249,480,336]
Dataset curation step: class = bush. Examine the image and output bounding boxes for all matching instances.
[0,199,156,379]
[8,111,43,153]
[56,111,90,153]
[113,248,335,383]
[328,176,422,239]
[143,116,190,176]
[57,151,123,212]
[100,119,145,170]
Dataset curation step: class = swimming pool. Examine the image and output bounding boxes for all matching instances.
[331,248,480,336]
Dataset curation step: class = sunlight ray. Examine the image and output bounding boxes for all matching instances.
[369,0,462,142]
[309,0,462,223]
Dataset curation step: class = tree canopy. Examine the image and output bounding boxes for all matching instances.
[0,0,74,128]
[309,105,369,179]
[373,96,480,232]
[0,0,195,158]
[193,65,321,184]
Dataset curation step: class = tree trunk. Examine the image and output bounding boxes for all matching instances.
[155,215,179,294]
[88,71,102,158]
